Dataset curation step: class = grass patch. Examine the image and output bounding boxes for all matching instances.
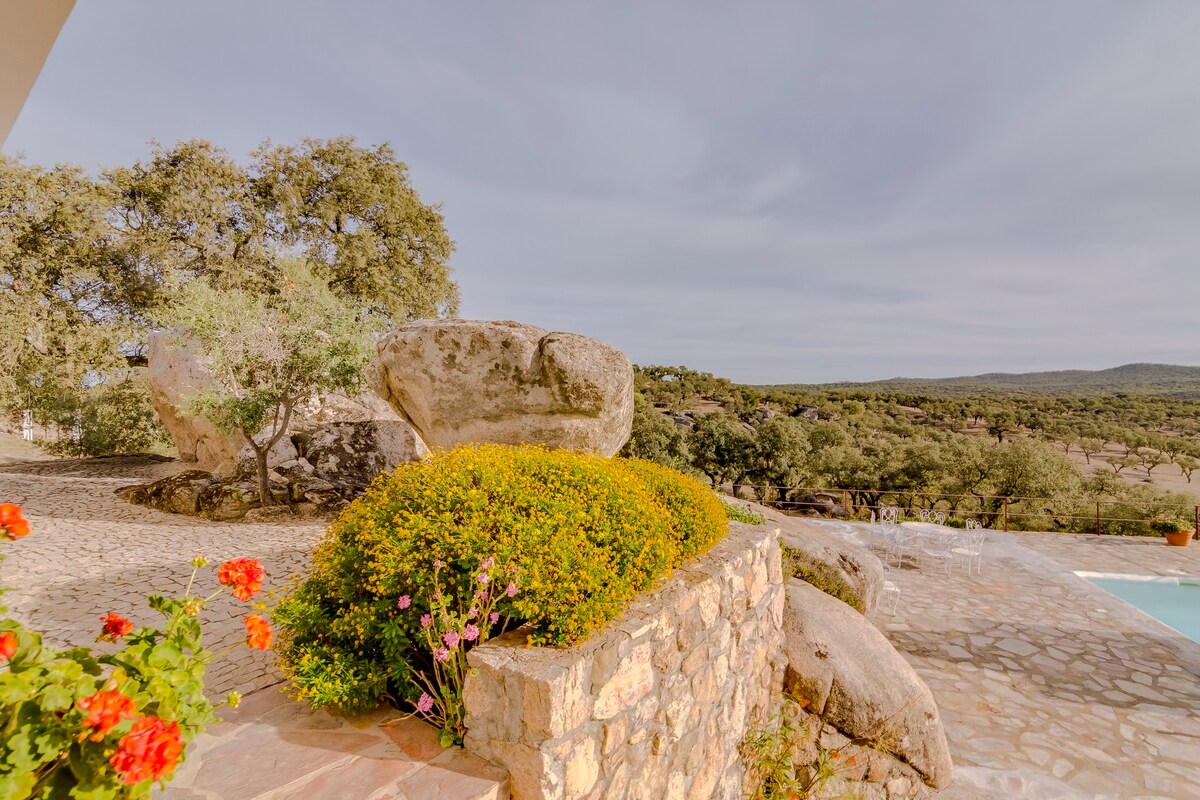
[783,546,864,613]
[722,500,766,525]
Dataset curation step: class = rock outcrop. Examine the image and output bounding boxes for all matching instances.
[121,470,221,516]
[232,430,300,478]
[372,319,634,456]
[123,419,429,521]
[148,330,411,470]
[781,580,953,789]
[304,420,429,489]
[789,491,850,519]
[780,525,885,615]
[147,332,242,469]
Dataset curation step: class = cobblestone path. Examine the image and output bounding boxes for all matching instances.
[780,514,1200,800]
[0,457,326,696]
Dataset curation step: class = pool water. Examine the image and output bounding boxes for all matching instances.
[1088,577,1200,645]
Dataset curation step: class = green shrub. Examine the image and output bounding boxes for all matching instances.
[39,379,172,458]
[722,499,767,526]
[274,444,729,742]
[783,546,864,613]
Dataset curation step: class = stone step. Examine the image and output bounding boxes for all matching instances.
[155,686,509,800]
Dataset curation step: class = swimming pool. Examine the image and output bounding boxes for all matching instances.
[1083,574,1200,645]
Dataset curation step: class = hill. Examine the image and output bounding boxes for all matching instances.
[762,363,1200,399]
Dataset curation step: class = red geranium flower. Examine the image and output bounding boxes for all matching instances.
[0,503,29,540]
[218,558,265,601]
[109,715,183,785]
[0,631,16,661]
[98,612,134,643]
[244,613,272,651]
[77,690,138,740]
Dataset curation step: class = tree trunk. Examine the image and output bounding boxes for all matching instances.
[245,401,295,509]
[253,443,273,507]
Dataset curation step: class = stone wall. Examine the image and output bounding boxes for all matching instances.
[462,522,785,800]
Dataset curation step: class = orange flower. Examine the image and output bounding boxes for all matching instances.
[244,613,272,650]
[98,612,134,643]
[0,503,29,540]
[218,558,265,601]
[0,631,16,661]
[77,690,138,740]
[109,715,183,785]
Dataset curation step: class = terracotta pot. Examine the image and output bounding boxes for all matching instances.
[1164,530,1193,547]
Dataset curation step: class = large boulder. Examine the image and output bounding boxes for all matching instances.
[149,330,409,468]
[372,319,634,456]
[780,525,885,615]
[147,331,242,469]
[287,391,403,433]
[782,581,952,789]
[305,420,429,489]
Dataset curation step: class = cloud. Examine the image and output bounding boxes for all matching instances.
[8,1,1200,381]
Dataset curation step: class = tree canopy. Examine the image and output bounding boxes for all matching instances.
[0,137,459,449]
[164,259,376,504]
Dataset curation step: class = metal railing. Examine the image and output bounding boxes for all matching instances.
[731,484,1199,537]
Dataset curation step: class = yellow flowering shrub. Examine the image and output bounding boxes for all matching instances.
[274,444,728,737]
[616,458,728,559]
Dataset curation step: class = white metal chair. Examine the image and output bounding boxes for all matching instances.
[872,505,902,560]
[918,529,957,574]
[919,509,947,525]
[874,562,902,618]
[952,527,985,575]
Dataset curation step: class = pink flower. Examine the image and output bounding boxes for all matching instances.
[434,647,450,662]
[416,693,434,713]
[433,559,443,568]
[489,612,500,624]
[420,613,432,628]
[477,572,489,584]
[480,556,495,569]
[396,595,411,610]
[467,606,478,618]
[505,583,518,598]
[475,590,489,601]
[464,624,480,642]
[443,630,460,647]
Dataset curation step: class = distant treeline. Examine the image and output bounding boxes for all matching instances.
[762,362,1200,400]
[620,365,1200,535]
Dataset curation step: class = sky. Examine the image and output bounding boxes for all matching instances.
[8,1,1200,383]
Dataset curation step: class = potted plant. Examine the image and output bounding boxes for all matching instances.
[1152,514,1194,547]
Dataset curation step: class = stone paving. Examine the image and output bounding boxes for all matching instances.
[777,513,1200,800]
[0,456,326,696]
[158,688,508,800]
[0,457,508,799]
